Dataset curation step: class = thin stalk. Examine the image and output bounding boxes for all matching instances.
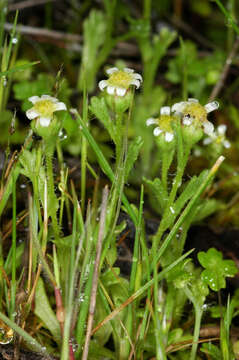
[143,0,152,20]
[153,259,167,360]
[191,306,203,360]
[82,186,108,360]
[10,171,16,321]
[161,149,175,193]
[122,186,144,359]
[45,145,59,239]
[115,112,123,164]
[81,87,88,215]
[60,205,78,360]
[214,0,239,36]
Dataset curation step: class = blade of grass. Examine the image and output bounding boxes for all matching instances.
[82,186,109,360]
[10,171,16,321]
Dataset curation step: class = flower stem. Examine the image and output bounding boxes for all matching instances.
[45,144,59,240]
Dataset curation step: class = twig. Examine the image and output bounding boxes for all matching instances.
[209,36,239,101]
[4,23,81,42]
[81,186,109,360]
[8,0,56,11]
[171,15,217,50]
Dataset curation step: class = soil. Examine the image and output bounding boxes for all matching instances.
[0,344,55,360]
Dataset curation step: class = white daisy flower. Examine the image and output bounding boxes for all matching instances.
[26,95,67,127]
[203,124,231,149]
[172,98,219,136]
[99,67,142,97]
[146,106,174,143]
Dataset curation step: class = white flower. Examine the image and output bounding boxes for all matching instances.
[146,106,174,143]
[26,95,67,127]
[99,67,142,97]
[172,98,219,136]
[203,124,231,149]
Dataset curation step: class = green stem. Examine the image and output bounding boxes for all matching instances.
[191,305,203,360]
[115,112,123,165]
[45,145,59,240]
[184,287,203,360]
[10,171,16,320]
[143,0,152,20]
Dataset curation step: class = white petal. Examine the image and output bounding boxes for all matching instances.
[41,95,58,102]
[133,73,143,82]
[223,140,231,148]
[123,67,134,73]
[217,124,227,135]
[182,116,193,126]
[107,86,115,95]
[203,137,213,145]
[204,101,219,113]
[99,80,108,91]
[116,87,126,96]
[165,132,174,142]
[172,101,187,113]
[153,127,163,136]
[203,120,214,135]
[26,108,39,120]
[160,106,170,115]
[55,102,67,111]
[130,79,141,89]
[39,117,51,127]
[106,67,118,75]
[188,98,198,103]
[146,118,157,126]
[28,96,40,104]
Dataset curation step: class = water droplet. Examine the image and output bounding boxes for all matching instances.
[3,76,7,87]
[20,183,27,189]
[12,38,18,44]
[58,129,67,141]
[170,206,175,214]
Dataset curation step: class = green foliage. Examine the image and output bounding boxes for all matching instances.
[166,41,224,98]
[34,277,61,344]
[198,248,238,291]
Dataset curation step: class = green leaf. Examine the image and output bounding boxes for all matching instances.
[201,343,222,360]
[90,96,116,143]
[125,136,143,180]
[198,248,238,291]
[144,177,168,213]
[0,61,40,78]
[34,277,61,344]
[79,10,106,92]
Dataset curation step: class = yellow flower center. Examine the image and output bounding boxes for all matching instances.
[157,115,173,132]
[107,70,133,89]
[34,100,56,118]
[183,103,207,124]
[215,135,223,145]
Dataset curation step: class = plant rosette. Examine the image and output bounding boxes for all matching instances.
[99,67,142,113]
[172,98,219,146]
[146,106,176,150]
[26,95,67,140]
